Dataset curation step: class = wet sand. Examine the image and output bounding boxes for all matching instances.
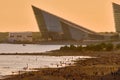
[3,50,120,80]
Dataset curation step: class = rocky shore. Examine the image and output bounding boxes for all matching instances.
[2,50,120,80]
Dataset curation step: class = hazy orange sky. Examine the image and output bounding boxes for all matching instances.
[0,0,120,32]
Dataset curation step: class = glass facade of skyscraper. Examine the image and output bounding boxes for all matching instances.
[113,3,120,33]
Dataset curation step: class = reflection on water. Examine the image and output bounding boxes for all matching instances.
[0,44,63,53]
[0,55,92,78]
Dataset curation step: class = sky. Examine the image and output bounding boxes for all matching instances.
[0,0,120,32]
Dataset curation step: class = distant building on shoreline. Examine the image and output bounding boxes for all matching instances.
[8,32,32,43]
[32,6,104,41]
[113,3,120,33]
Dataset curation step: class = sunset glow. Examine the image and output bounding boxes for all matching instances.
[0,0,120,32]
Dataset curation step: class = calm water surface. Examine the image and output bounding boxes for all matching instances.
[0,44,63,53]
[0,44,92,79]
[0,55,92,78]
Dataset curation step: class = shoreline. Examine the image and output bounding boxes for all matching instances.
[0,50,118,57]
[0,54,91,80]
[2,50,120,80]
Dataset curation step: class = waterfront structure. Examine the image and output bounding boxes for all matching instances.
[113,3,120,33]
[8,32,32,42]
[32,5,104,41]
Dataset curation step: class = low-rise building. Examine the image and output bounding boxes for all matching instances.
[8,32,32,43]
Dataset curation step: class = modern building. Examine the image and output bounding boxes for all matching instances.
[113,3,120,33]
[32,5,104,41]
[8,32,33,42]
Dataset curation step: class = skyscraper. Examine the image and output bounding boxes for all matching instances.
[113,3,120,33]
